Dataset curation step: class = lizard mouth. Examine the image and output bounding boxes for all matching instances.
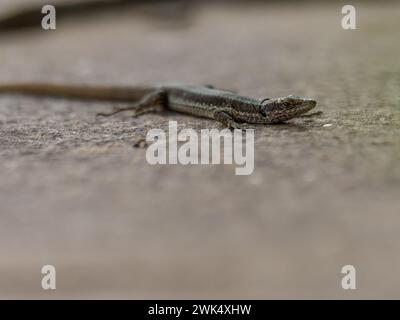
[299,99,317,114]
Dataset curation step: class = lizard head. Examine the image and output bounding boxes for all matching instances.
[260,95,317,123]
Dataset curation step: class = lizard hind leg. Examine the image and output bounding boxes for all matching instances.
[96,89,166,118]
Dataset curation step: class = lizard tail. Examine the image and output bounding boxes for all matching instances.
[0,83,153,102]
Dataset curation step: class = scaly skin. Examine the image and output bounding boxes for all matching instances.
[0,83,318,128]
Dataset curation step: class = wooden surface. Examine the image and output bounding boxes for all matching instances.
[0,1,400,298]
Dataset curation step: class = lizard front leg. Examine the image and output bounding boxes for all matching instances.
[297,111,323,118]
[213,110,245,129]
[97,89,166,117]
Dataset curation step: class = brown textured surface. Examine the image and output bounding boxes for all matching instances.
[1,1,400,298]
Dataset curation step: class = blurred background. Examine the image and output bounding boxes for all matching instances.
[0,0,399,299]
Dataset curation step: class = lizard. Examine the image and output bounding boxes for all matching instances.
[0,83,319,129]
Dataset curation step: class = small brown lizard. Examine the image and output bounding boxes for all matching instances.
[0,83,318,128]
